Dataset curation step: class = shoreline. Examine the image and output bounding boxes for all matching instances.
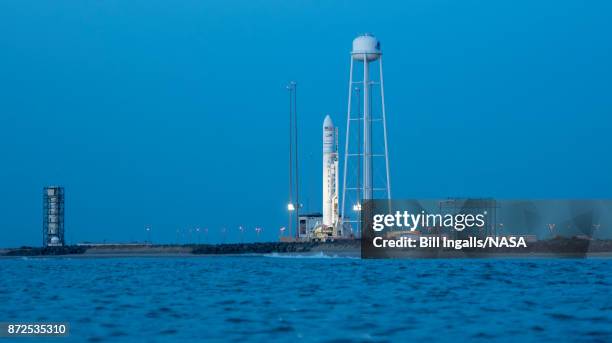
[3,252,612,259]
[0,240,361,257]
[2,238,612,259]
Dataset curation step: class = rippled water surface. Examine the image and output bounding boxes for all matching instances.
[1,256,611,342]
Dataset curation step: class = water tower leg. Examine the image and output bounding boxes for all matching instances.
[379,56,391,199]
[341,57,354,225]
[363,54,372,201]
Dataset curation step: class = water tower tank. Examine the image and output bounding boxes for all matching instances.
[351,34,381,61]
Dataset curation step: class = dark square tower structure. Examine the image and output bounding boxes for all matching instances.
[43,186,65,247]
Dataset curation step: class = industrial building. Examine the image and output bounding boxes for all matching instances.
[43,186,65,247]
[298,213,323,240]
[297,212,353,241]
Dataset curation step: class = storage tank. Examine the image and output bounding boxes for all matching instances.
[351,34,381,61]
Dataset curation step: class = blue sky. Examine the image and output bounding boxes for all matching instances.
[0,0,610,246]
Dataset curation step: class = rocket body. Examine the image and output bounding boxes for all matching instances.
[323,115,339,228]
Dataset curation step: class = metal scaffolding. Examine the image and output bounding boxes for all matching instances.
[43,186,65,247]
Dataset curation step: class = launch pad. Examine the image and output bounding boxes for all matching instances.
[283,34,391,242]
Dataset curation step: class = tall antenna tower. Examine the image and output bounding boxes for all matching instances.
[286,81,300,239]
[341,34,391,236]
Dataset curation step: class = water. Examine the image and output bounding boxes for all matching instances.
[1,256,611,342]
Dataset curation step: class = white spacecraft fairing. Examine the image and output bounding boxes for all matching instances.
[322,115,339,229]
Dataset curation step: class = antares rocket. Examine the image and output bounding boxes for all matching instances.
[323,115,339,229]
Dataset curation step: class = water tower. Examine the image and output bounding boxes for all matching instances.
[43,186,65,247]
[341,34,391,235]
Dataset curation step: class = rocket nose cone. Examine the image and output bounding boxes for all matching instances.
[323,115,333,128]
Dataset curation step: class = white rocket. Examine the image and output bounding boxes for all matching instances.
[323,115,339,228]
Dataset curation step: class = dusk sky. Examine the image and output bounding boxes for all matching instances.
[1,0,611,246]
